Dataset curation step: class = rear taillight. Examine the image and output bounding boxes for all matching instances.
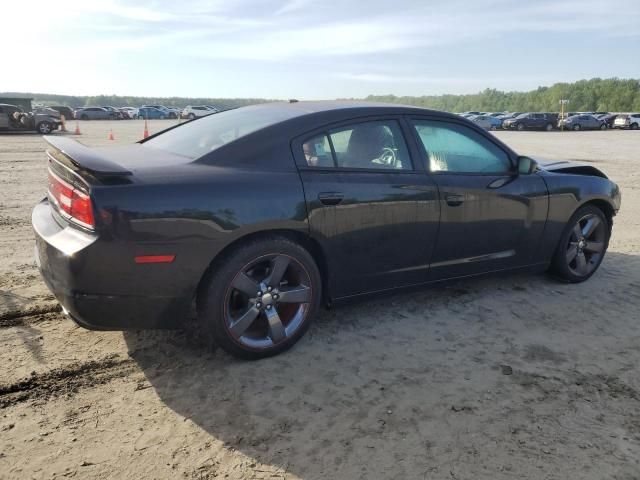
[48,169,95,229]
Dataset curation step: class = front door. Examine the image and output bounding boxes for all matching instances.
[293,118,440,298]
[409,118,549,280]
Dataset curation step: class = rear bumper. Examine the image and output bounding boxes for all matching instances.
[32,199,187,330]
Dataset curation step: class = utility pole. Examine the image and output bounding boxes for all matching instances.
[559,99,569,131]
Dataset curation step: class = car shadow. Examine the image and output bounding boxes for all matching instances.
[123,251,640,478]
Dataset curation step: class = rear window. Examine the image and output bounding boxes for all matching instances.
[142,104,303,159]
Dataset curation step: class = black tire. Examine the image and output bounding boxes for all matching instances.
[169,112,177,119]
[549,204,610,283]
[516,123,524,131]
[198,236,322,359]
[573,124,581,131]
[631,123,639,130]
[545,123,553,131]
[600,123,607,130]
[81,114,89,120]
[37,121,52,134]
[188,113,196,120]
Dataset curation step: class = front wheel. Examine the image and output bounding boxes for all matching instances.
[573,124,581,131]
[188,113,196,119]
[549,205,610,283]
[37,121,52,134]
[198,236,322,359]
[631,123,639,130]
[516,123,524,131]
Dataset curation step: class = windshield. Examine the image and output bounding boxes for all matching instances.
[516,113,528,119]
[142,104,303,159]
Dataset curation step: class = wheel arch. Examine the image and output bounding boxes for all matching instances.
[580,198,615,230]
[194,229,330,310]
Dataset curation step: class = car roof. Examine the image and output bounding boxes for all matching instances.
[241,100,458,121]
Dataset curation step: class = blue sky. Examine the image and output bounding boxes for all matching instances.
[3,0,639,99]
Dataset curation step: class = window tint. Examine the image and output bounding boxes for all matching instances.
[412,120,511,174]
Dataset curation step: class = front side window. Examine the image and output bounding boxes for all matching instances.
[302,120,412,170]
[412,120,511,174]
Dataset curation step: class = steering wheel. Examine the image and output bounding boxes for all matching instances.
[376,147,398,168]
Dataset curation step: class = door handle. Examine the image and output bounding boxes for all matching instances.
[445,194,464,206]
[318,192,344,206]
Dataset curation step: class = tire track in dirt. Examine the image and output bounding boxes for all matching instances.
[0,354,137,408]
[0,304,62,328]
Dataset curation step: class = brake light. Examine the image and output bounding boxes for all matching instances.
[48,169,95,228]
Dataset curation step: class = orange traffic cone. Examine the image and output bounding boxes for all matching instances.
[143,119,149,139]
[108,130,114,141]
[60,115,67,132]
[74,121,81,135]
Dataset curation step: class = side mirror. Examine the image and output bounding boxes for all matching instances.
[517,156,538,175]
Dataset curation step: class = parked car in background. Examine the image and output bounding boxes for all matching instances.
[595,113,617,129]
[76,107,113,120]
[101,106,124,119]
[503,113,556,131]
[559,114,606,131]
[205,105,220,112]
[470,114,502,130]
[182,105,214,119]
[0,103,61,133]
[118,107,137,119]
[49,106,75,120]
[32,101,621,359]
[142,105,177,119]
[137,106,168,119]
[613,113,640,130]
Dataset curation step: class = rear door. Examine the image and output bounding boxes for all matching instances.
[293,117,440,297]
[408,117,549,280]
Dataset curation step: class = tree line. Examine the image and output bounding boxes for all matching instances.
[364,78,640,113]
[2,78,639,112]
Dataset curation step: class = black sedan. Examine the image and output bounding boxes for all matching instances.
[33,102,621,359]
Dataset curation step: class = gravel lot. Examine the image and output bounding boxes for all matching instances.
[1,120,639,479]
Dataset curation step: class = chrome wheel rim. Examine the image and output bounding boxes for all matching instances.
[224,254,312,349]
[566,213,606,277]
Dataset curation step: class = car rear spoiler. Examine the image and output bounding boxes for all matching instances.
[43,136,132,176]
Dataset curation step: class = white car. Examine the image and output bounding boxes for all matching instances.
[182,105,214,119]
[613,113,640,130]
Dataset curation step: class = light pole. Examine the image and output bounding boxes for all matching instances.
[559,99,569,131]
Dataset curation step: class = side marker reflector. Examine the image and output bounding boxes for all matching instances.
[135,255,175,264]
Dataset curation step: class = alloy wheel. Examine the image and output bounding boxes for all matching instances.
[224,254,313,349]
[565,213,606,277]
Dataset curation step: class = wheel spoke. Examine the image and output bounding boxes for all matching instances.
[582,216,601,238]
[229,306,260,338]
[566,244,579,263]
[575,252,588,274]
[265,307,286,343]
[277,285,311,304]
[232,272,260,297]
[584,241,604,253]
[266,255,290,287]
[572,223,582,241]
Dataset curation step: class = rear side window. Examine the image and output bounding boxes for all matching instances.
[143,104,304,159]
[302,120,412,170]
[412,120,511,174]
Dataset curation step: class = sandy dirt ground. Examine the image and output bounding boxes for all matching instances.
[0,120,639,479]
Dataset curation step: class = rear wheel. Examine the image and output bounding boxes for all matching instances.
[198,236,322,359]
[631,123,639,130]
[600,123,607,130]
[573,124,581,131]
[188,113,196,119]
[549,205,610,283]
[545,123,553,131]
